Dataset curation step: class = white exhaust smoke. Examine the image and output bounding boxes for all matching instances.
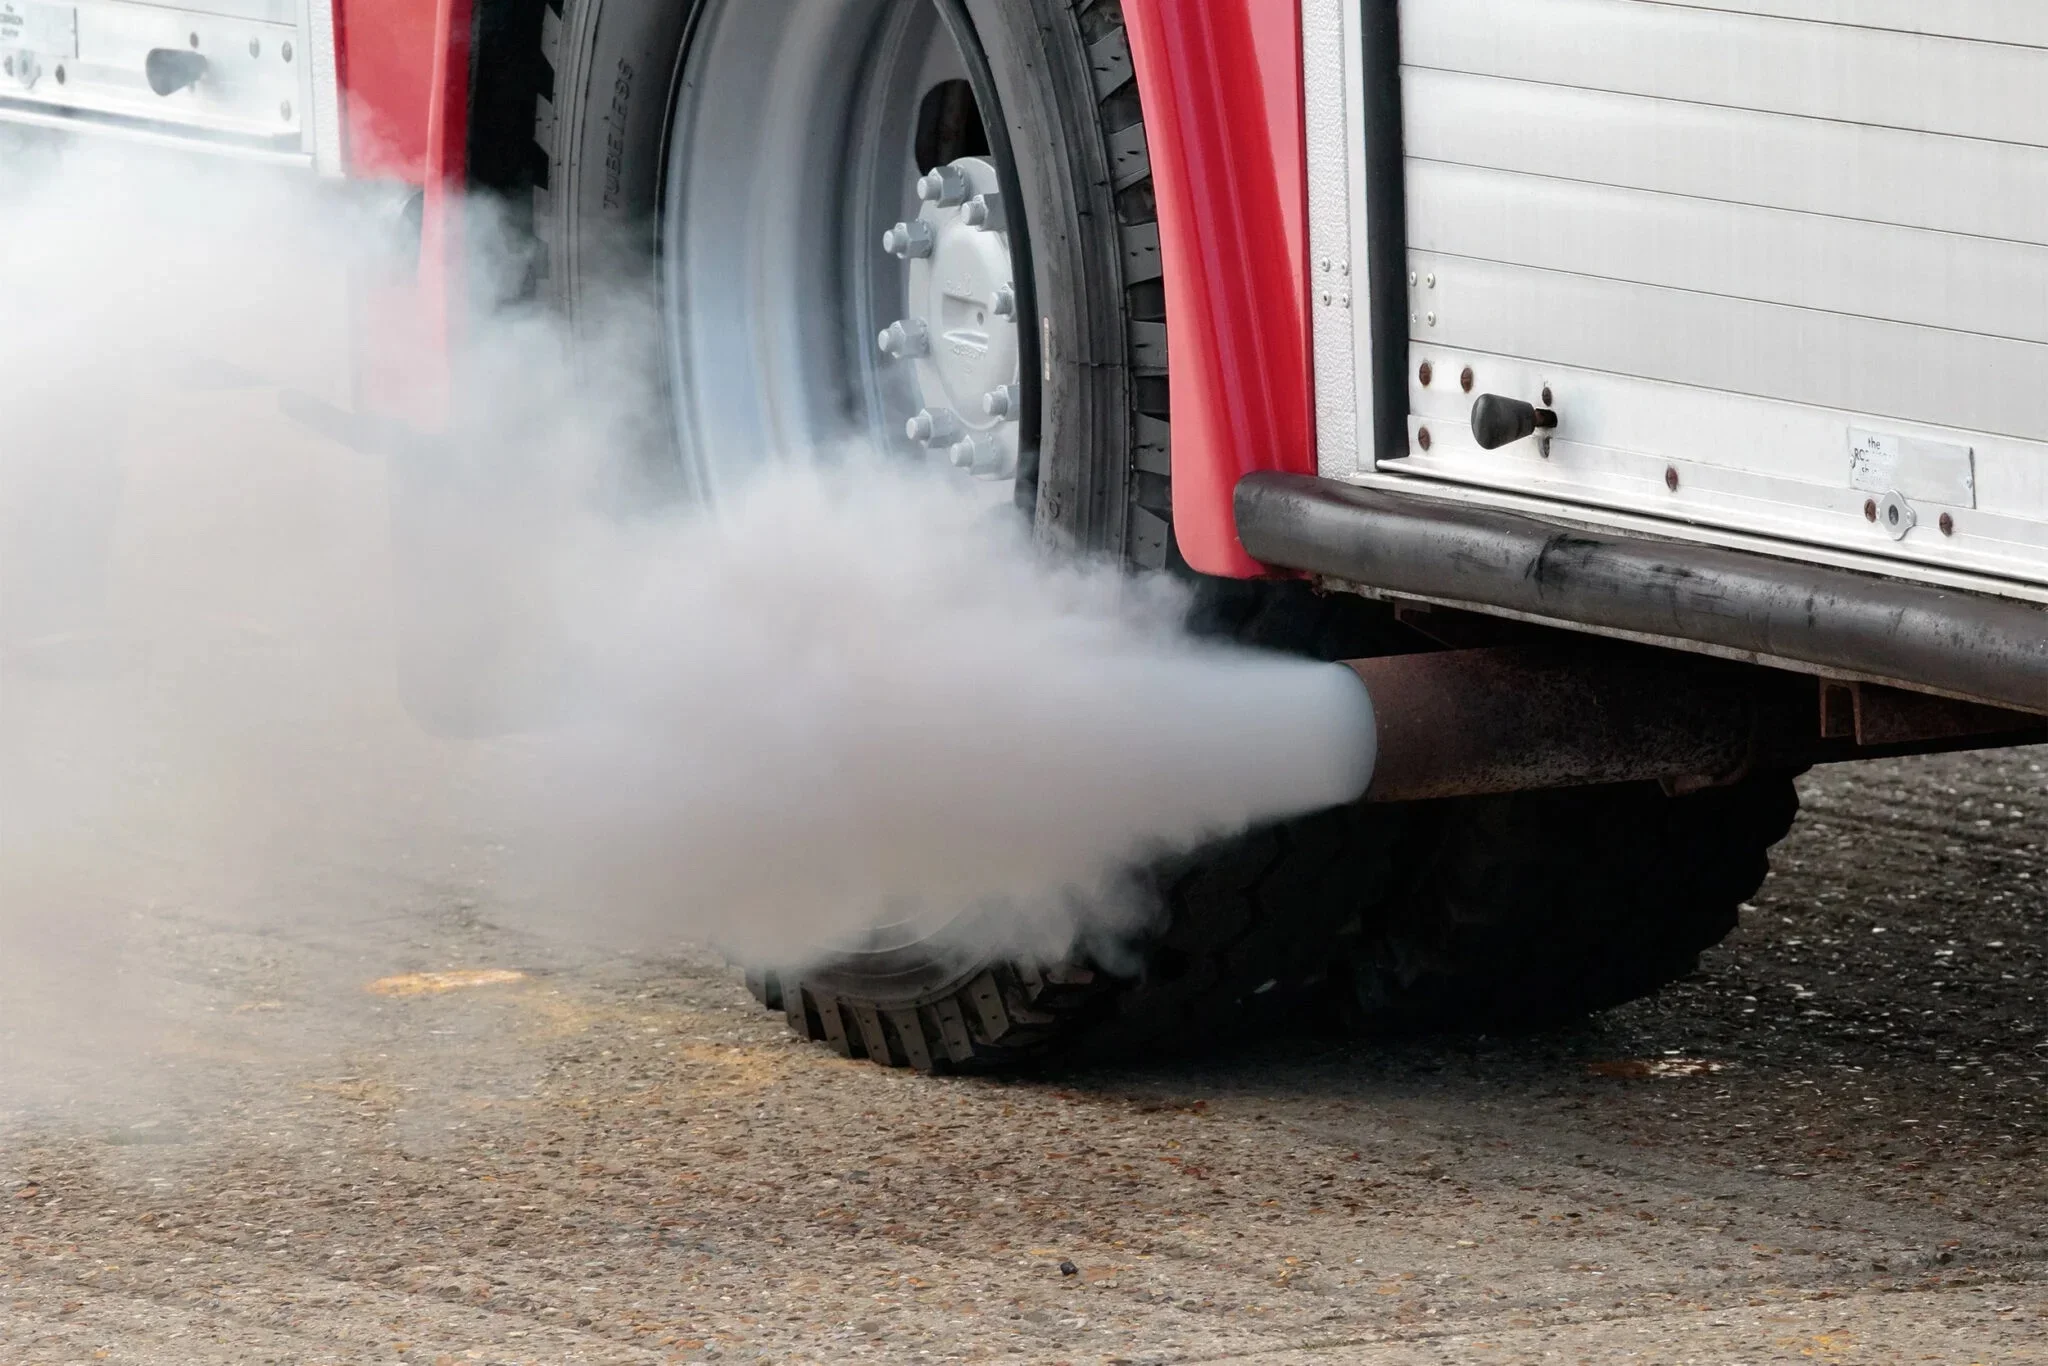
[0,137,1375,1057]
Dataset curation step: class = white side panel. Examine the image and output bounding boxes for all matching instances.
[0,0,330,166]
[1413,252,2048,444]
[1395,347,2048,587]
[1404,69,2048,246]
[1365,0,2048,595]
[1407,0,2048,145]
[1629,0,2048,48]
[1410,162,2048,347]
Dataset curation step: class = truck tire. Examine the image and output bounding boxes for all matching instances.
[498,0,1803,1067]
[510,0,1427,1066]
[1330,773,1803,1035]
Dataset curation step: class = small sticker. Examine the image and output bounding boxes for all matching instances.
[1848,428,1975,508]
[0,1,77,57]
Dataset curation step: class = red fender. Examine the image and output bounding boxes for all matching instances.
[332,0,468,429]
[1124,0,1315,579]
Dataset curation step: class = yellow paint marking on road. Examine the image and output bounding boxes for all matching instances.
[366,969,529,996]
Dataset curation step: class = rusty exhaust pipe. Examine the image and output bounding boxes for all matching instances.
[1338,646,1774,803]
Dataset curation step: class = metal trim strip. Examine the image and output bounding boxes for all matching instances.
[1236,470,2048,712]
[304,0,343,173]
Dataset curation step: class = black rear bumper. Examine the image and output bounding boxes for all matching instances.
[1234,472,2048,715]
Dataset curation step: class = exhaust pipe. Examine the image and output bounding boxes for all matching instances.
[1334,644,2047,803]
[1339,645,1764,803]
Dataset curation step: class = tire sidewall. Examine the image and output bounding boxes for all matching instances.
[542,0,690,319]
[960,0,1137,557]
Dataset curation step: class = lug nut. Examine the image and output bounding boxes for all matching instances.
[877,319,930,360]
[989,285,1017,320]
[972,440,1019,481]
[961,193,1006,231]
[949,437,978,470]
[916,165,971,207]
[982,384,1021,419]
[907,408,963,446]
[882,220,935,260]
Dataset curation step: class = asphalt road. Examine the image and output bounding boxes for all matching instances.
[4,735,2045,1364]
[2,365,2045,1365]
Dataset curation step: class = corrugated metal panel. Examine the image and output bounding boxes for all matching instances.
[1404,69,2048,246]
[1407,0,2048,144]
[1411,162,2048,346]
[1390,0,2048,590]
[1415,252,2048,443]
[1631,0,2048,49]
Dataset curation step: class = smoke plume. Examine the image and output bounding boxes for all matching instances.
[0,135,1373,1078]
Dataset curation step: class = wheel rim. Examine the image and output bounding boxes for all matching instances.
[659,0,1028,505]
[658,0,1031,960]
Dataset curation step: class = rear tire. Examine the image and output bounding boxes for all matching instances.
[1333,773,1803,1034]
[515,0,1420,1067]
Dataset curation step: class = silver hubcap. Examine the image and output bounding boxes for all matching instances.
[881,155,1021,481]
[658,0,1023,504]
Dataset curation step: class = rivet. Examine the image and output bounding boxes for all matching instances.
[1320,257,1333,272]
[1541,385,1554,407]
[1863,499,1878,523]
[280,99,292,122]
[1339,262,1350,277]
[1425,311,1437,326]
[1338,293,1351,308]
[249,37,260,57]
[1460,366,1474,393]
[1417,427,1433,451]
[1409,271,1419,286]
[1426,273,1437,288]
[188,31,199,48]
[1418,361,1433,387]
[1664,466,1680,492]
[281,40,293,61]
[1321,290,1333,306]
[1939,512,1956,536]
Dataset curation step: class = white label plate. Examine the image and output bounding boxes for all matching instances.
[1848,428,1977,507]
[0,0,76,57]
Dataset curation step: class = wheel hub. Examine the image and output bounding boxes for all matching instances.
[879,155,1021,481]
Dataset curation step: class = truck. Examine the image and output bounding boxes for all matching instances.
[7,0,2043,1069]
